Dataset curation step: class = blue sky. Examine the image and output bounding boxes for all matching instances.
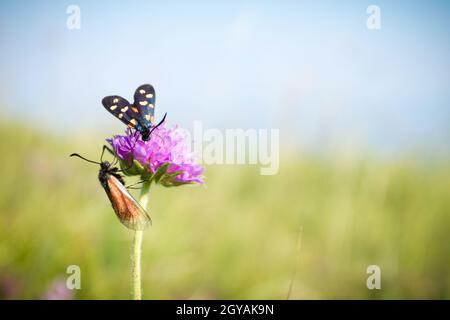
[0,0,449,153]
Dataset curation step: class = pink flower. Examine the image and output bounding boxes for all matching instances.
[109,125,204,185]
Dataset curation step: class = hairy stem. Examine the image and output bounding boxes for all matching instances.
[131,181,151,300]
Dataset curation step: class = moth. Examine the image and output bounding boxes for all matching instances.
[70,146,151,230]
[102,84,166,141]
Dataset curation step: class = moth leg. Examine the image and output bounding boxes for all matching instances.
[104,144,115,156]
[100,145,115,163]
[104,144,121,167]
[126,180,149,189]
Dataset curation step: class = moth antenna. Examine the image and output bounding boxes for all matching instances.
[149,112,167,136]
[70,153,101,165]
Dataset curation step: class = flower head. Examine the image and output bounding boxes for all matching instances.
[109,125,204,186]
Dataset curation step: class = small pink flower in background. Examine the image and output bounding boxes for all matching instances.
[0,273,22,299]
[109,124,204,186]
[42,279,73,300]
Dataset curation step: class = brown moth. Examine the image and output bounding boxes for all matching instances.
[70,148,151,230]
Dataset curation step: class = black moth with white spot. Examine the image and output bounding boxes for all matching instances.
[102,84,166,141]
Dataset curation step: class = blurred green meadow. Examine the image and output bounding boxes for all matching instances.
[1,123,450,299]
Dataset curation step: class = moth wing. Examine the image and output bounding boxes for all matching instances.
[102,95,145,131]
[106,175,151,230]
[133,84,156,126]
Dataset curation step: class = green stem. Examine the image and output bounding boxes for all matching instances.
[132,230,143,300]
[132,181,151,300]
